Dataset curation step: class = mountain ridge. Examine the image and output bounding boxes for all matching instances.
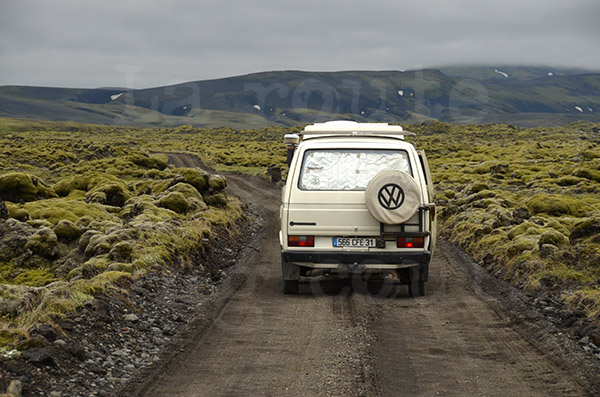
[1,66,599,128]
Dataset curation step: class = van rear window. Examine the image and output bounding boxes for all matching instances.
[299,149,412,191]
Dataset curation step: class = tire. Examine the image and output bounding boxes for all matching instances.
[408,281,425,297]
[408,266,425,297]
[283,280,299,295]
[365,170,421,225]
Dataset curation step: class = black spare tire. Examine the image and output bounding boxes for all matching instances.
[365,170,420,224]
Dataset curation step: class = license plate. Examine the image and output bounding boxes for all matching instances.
[333,237,376,247]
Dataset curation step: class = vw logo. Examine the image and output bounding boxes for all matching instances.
[378,183,404,210]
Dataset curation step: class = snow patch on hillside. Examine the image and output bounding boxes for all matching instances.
[494,69,509,78]
[110,93,123,101]
[253,104,261,111]
[575,106,584,113]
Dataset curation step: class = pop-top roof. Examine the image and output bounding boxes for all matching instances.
[302,121,414,138]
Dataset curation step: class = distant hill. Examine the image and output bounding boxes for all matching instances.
[438,65,598,81]
[1,66,599,128]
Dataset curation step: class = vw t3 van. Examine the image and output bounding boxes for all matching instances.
[280,121,436,295]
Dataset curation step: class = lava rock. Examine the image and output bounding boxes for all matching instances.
[22,347,57,366]
[32,324,58,342]
[0,201,8,220]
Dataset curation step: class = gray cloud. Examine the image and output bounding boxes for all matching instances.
[0,0,599,88]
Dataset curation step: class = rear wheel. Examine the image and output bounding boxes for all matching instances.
[409,280,425,297]
[283,280,299,295]
[408,266,425,297]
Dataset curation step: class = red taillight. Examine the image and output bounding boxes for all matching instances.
[397,237,424,248]
[288,235,315,247]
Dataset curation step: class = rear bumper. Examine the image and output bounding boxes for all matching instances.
[281,250,430,267]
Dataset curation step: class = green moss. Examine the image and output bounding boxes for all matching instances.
[208,174,227,191]
[204,193,228,207]
[120,195,177,221]
[67,256,110,279]
[107,262,134,273]
[507,236,538,257]
[507,222,544,240]
[538,229,569,248]
[24,228,58,257]
[545,264,596,283]
[570,218,600,243]
[156,192,189,214]
[16,337,45,351]
[86,179,131,207]
[555,176,583,186]
[6,204,29,221]
[54,173,131,207]
[165,182,203,200]
[0,330,19,348]
[78,230,101,252]
[582,150,600,160]
[53,175,90,196]
[573,168,600,182]
[83,234,112,257]
[0,172,57,203]
[443,190,456,199]
[176,168,208,192]
[467,182,489,194]
[11,269,56,287]
[129,153,168,170]
[66,189,86,200]
[53,219,81,241]
[108,241,134,261]
[467,189,496,204]
[24,198,115,225]
[526,193,582,216]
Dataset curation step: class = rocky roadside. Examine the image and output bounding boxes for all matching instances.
[0,204,266,397]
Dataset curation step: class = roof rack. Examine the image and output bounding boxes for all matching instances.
[302,121,415,138]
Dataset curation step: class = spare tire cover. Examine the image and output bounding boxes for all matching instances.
[365,170,420,224]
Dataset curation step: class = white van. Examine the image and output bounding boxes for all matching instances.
[280,121,436,295]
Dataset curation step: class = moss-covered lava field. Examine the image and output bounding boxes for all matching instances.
[1,116,599,356]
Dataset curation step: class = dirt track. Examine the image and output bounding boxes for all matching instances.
[139,154,597,396]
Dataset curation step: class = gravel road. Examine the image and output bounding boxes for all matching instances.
[138,154,598,396]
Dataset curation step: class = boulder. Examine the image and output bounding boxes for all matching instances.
[24,228,58,257]
[165,182,203,200]
[0,219,35,261]
[7,206,29,222]
[0,172,57,202]
[176,168,208,192]
[204,193,228,207]
[54,220,81,242]
[156,192,189,214]
[208,174,227,191]
[538,229,569,248]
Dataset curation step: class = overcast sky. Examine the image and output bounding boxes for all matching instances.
[1,0,599,89]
